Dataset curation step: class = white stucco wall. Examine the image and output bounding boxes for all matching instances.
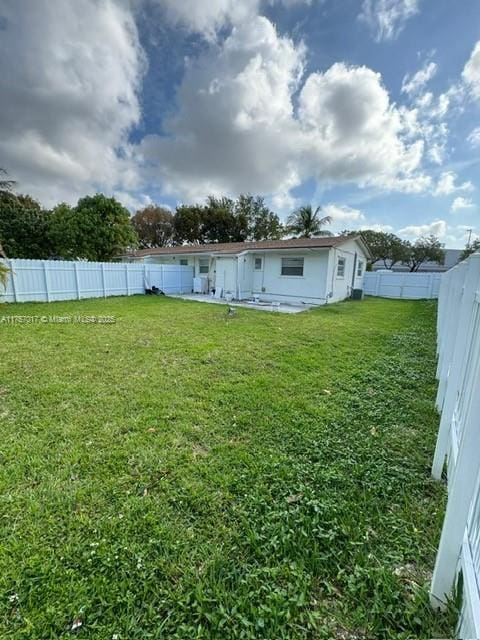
[325,239,368,303]
[250,250,330,305]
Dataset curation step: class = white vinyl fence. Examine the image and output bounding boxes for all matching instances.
[429,252,480,638]
[364,271,441,299]
[0,259,193,303]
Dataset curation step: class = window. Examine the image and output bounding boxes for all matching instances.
[254,257,263,270]
[281,257,304,277]
[337,257,346,278]
[198,258,209,274]
[180,259,188,266]
[357,260,363,277]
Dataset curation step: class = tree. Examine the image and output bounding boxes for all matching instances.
[286,205,332,238]
[235,194,284,240]
[48,203,79,259]
[174,205,205,244]
[0,168,16,194]
[404,235,445,272]
[0,192,52,258]
[358,230,410,268]
[0,170,14,261]
[202,196,248,243]
[75,194,138,260]
[131,205,174,248]
[50,194,137,261]
[460,238,480,261]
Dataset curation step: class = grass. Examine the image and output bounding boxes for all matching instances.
[0,296,455,639]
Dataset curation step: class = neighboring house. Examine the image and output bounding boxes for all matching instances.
[372,249,461,273]
[124,236,371,305]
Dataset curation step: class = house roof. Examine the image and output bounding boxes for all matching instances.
[130,235,371,258]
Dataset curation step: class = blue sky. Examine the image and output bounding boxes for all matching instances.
[0,0,479,247]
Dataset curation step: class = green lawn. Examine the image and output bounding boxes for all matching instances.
[0,296,454,639]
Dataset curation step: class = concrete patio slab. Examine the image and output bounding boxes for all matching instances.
[169,293,313,313]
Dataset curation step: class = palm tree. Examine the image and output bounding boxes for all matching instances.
[0,168,13,289]
[286,205,332,238]
[0,168,16,194]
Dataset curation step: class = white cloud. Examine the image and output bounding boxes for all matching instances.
[150,0,312,38]
[299,63,430,191]
[140,17,306,201]
[451,196,475,213]
[467,127,480,147]
[433,171,474,196]
[359,0,420,42]
[323,203,365,222]
[396,220,477,247]
[398,219,447,238]
[140,18,430,204]
[462,40,480,101]
[0,0,145,206]
[113,190,153,212]
[152,0,260,39]
[361,222,394,233]
[402,61,437,95]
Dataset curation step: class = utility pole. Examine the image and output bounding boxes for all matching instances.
[466,228,473,248]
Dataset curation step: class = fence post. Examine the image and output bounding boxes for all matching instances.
[74,262,81,300]
[42,261,50,302]
[436,261,467,411]
[9,259,18,302]
[430,420,480,606]
[374,273,380,296]
[432,255,480,478]
[101,263,106,298]
[125,264,129,296]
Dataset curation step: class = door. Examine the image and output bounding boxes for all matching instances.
[215,257,237,298]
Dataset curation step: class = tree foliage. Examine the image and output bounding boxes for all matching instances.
[58,194,138,261]
[131,206,174,248]
[173,205,206,244]
[235,195,283,241]
[286,205,332,238]
[0,192,52,258]
[0,168,16,194]
[48,203,79,259]
[404,235,445,272]
[202,196,247,243]
[173,195,284,245]
[460,239,480,261]
[358,230,410,268]
[0,262,8,289]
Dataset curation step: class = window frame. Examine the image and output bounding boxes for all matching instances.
[254,257,263,271]
[336,257,346,278]
[356,260,363,277]
[198,258,209,275]
[180,259,189,266]
[280,256,304,277]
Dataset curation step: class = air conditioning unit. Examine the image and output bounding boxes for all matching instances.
[352,288,363,300]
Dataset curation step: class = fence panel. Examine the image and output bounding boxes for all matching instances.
[429,252,480,639]
[364,271,441,299]
[0,259,193,303]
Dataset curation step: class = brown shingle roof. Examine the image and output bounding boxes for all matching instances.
[131,236,358,257]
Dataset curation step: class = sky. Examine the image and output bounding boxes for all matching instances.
[0,0,479,248]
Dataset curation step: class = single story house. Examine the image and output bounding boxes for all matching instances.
[124,236,371,305]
